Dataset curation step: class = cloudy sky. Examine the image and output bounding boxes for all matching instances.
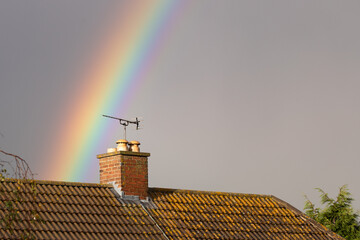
[1,0,359,210]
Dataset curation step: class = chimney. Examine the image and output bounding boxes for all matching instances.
[97,140,150,200]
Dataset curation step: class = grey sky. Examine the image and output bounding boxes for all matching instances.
[0,0,359,210]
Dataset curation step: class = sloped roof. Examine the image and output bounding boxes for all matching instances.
[148,188,343,239]
[0,179,166,240]
[0,179,343,239]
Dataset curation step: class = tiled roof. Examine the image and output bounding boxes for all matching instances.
[0,179,343,239]
[147,188,343,240]
[0,179,166,240]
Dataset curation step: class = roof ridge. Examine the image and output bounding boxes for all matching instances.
[3,178,112,188]
[148,187,272,198]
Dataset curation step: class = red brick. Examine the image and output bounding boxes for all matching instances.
[97,152,149,199]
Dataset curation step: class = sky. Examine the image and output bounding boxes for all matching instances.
[0,0,359,211]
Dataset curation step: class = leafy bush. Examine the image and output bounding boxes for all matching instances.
[305,185,360,240]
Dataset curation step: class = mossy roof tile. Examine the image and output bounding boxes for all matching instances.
[146,187,344,239]
[0,179,166,239]
[0,179,344,239]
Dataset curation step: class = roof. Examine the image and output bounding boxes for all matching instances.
[148,188,342,239]
[0,179,165,240]
[0,179,343,240]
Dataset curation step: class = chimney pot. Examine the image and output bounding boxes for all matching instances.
[107,148,116,153]
[116,139,128,151]
[128,141,140,152]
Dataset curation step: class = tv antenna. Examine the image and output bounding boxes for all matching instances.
[103,115,141,139]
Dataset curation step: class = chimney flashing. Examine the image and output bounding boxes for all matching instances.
[109,181,149,201]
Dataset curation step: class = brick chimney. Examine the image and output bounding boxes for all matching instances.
[97,140,149,200]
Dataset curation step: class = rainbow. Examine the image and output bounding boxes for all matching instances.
[43,1,185,182]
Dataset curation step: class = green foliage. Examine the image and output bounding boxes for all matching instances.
[304,185,360,240]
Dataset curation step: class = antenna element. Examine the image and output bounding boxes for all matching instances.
[102,115,141,139]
